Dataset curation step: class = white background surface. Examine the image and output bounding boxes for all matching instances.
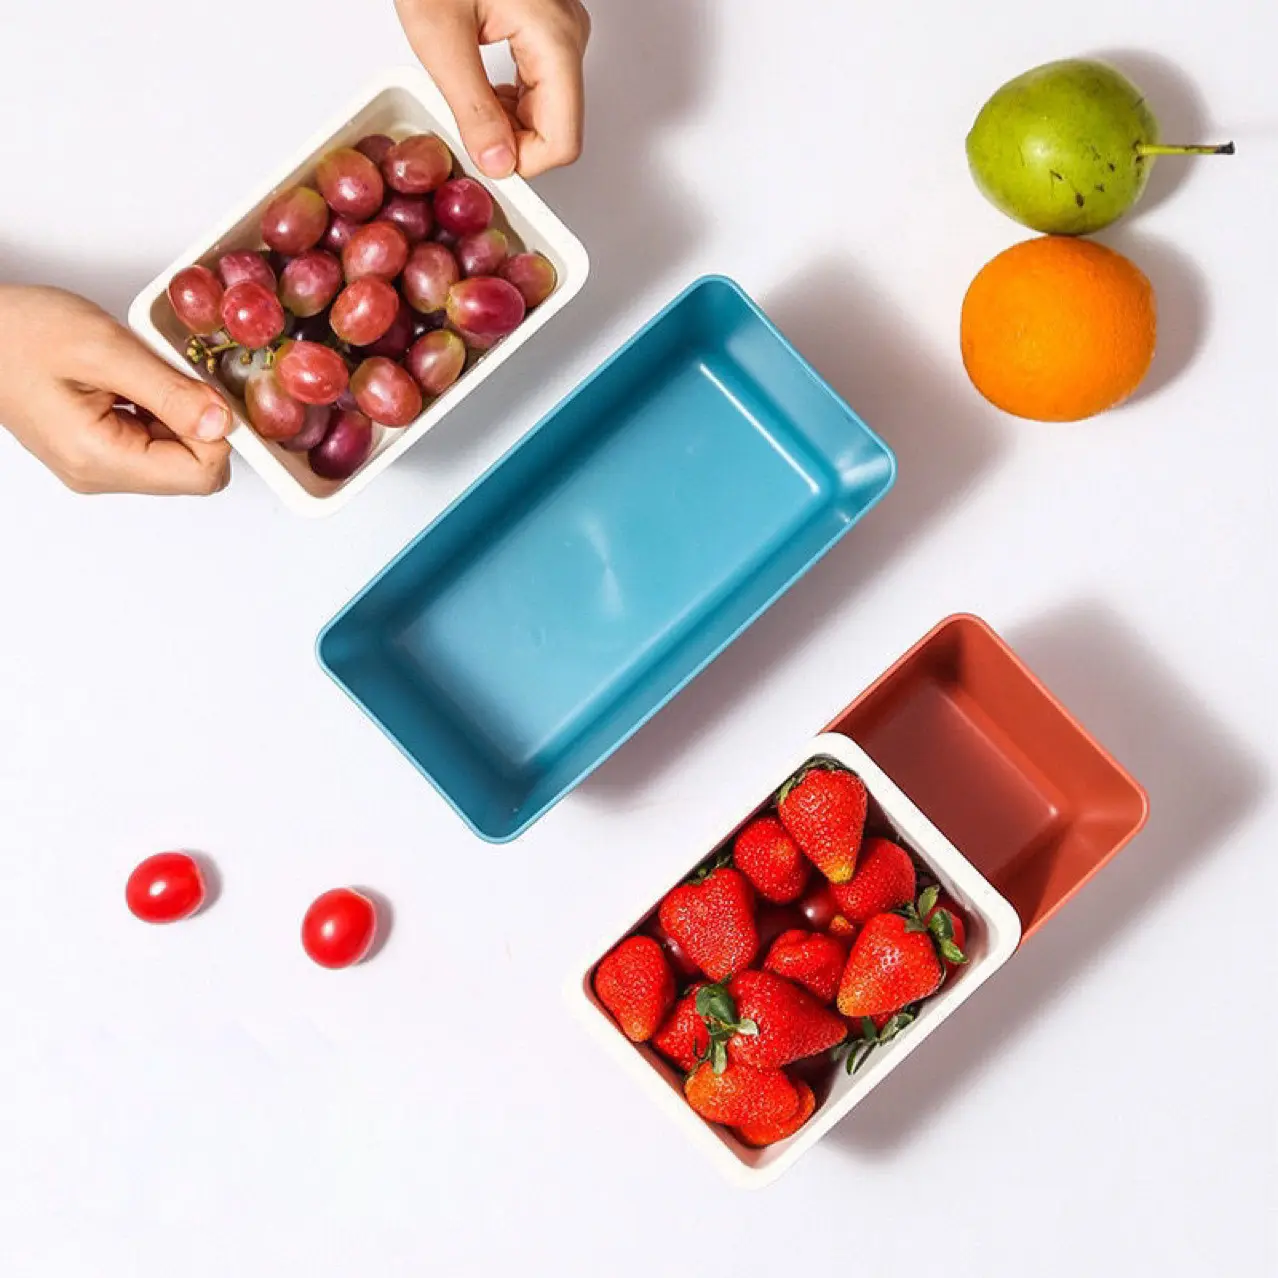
[0,1,1274,1274]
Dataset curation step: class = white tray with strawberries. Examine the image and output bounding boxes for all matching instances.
[570,732,1022,1188]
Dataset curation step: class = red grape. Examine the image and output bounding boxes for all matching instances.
[167,265,223,335]
[433,178,493,237]
[217,250,276,292]
[342,222,409,282]
[320,214,359,254]
[500,251,557,308]
[245,367,307,440]
[126,852,206,924]
[316,147,385,221]
[456,227,509,277]
[355,133,394,165]
[412,311,446,338]
[287,311,334,343]
[301,888,378,967]
[377,194,433,243]
[329,277,399,346]
[433,226,460,248]
[261,185,329,255]
[356,298,415,359]
[279,403,332,452]
[221,280,286,348]
[277,340,350,405]
[279,250,344,317]
[381,133,452,194]
[335,387,359,412]
[401,242,459,314]
[405,329,466,396]
[217,346,269,398]
[351,356,423,427]
[446,276,525,346]
[309,407,373,479]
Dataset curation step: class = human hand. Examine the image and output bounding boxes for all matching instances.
[395,0,590,179]
[0,286,231,496]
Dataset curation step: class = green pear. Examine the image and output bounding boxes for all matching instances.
[966,58,1234,235]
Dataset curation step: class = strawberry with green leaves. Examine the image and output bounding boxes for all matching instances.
[927,893,968,974]
[692,971,846,1071]
[837,886,968,1019]
[684,1060,803,1131]
[830,837,916,925]
[593,935,675,1043]
[762,928,848,1004]
[840,1006,920,1074]
[657,863,758,982]
[778,762,868,884]
[734,815,810,904]
[651,983,710,1073]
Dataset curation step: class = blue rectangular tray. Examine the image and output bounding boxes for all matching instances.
[317,276,896,841]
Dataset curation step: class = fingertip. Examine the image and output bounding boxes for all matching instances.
[478,140,517,179]
[194,400,231,442]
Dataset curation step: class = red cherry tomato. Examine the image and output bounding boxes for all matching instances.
[301,888,377,968]
[126,852,206,923]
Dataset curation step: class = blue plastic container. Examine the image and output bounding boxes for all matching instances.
[317,277,896,840]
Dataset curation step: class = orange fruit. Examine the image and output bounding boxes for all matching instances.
[960,236,1156,422]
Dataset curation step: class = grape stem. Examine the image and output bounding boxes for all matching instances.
[1136,142,1236,157]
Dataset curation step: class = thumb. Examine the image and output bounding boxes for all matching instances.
[397,0,518,178]
[84,322,232,443]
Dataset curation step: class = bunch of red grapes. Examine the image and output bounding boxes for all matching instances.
[166,132,557,481]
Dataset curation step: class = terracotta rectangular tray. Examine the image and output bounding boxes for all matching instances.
[825,613,1149,941]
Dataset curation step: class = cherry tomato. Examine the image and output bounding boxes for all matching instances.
[126,851,206,923]
[796,882,841,933]
[301,888,377,968]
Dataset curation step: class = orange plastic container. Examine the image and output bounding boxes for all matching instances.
[825,614,1148,941]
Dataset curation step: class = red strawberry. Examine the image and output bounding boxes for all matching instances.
[830,838,916,925]
[836,886,968,1019]
[684,1060,802,1130]
[734,815,810,903]
[828,913,857,939]
[926,894,968,974]
[593,935,675,1042]
[737,1079,816,1147]
[763,929,848,1004]
[651,983,710,1072]
[658,865,758,982]
[777,764,867,883]
[720,970,847,1067]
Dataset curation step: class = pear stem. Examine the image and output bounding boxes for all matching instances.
[1137,142,1236,157]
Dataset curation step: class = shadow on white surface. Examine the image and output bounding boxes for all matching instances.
[191,852,224,914]
[583,257,1006,801]
[828,600,1267,1156]
[0,239,156,322]
[1102,229,1210,404]
[1090,49,1225,214]
[396,0,714,475]
[356,886,396,961]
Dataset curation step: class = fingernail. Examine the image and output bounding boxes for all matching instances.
[478,142,516,178]
[196,403,229,441]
